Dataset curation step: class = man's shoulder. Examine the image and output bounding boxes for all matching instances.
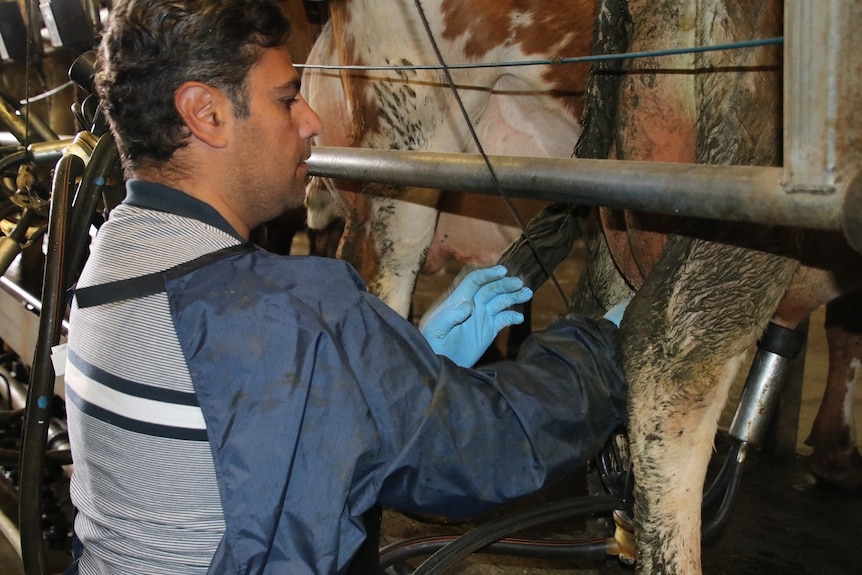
[245,250,366,291]
[169,247,369,307]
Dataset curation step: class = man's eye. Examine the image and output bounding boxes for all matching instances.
[281,97,299,109]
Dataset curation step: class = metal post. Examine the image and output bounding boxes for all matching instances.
[783,0,862,252]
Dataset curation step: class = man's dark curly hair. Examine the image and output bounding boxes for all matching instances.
[96,0,290,173]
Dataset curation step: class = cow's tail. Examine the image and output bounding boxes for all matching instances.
[496,204,582,296]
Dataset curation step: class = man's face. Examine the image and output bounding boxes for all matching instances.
[228,46,322,228]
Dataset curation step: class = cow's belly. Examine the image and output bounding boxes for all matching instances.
[474,75,581,157]
[425,195,546,274]
[423,74,578,274]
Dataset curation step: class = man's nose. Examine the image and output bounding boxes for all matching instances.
[301,101,323,140]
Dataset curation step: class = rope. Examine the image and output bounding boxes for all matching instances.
[23,0,33,146]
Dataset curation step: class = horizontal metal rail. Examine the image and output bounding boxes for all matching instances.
[307,147,844,232]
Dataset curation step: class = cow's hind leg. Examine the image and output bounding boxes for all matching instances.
[805,290,862,493]
[621,232,798,575]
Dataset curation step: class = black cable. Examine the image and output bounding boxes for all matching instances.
[410,0,569,312]
[65,131,119,289]
[0,447,72,467]
[0,372,11,410]
[19,152,81,575]
[380,533,609,569]
[410,495,620,575]
[0,408,24,423]
[702,444,746,540]
[701,441,741,509]
[0,145,25,156]
[381,437,742,573]
[0,149,29,178]
[0,200,21,220]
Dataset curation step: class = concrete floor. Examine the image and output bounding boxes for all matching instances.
[375,447,862,575]
[1,235,860,574]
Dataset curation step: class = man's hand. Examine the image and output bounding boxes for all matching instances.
[421,265,533,367]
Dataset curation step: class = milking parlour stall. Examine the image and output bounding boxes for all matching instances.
[0,1,860,575]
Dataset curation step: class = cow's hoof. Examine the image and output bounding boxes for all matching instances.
[807,448,862,494]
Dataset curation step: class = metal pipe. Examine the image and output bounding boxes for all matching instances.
[0,276,70,338]
[307,147,843,231]
[783,0,859,193]
[729,323,807,446]
[783,1,862,253]
[0,208,37,274]
[0,98,30,144]
[17,104,58,143]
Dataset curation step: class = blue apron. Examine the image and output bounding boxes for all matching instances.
[73,243,627,574]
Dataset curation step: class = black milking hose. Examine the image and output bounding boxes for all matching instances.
[381,533,610,569]
[702,441,742,510]
[65,131,119,289]
[19,152,81,575]
[0,447,72,467]
[409,495,620,575]
[0,150,28,191]
[702,443,746,540]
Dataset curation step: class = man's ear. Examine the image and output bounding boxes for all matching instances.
[174,82,230,148]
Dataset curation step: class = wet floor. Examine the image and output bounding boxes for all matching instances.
[376,448,862,575]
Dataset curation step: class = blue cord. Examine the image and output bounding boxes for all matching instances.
[297,37,784,71]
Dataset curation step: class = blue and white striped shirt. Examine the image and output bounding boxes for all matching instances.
[66,180,242,574]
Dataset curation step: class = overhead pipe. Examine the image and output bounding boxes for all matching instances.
[307,147,848,234]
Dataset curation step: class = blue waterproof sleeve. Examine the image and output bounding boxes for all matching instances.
[375,314,627,517]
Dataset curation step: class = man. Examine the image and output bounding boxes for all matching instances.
[63,1,628,573]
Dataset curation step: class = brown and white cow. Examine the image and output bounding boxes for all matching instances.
[302,1,862,574]
[301,0,587,317]
[572,0,862,573]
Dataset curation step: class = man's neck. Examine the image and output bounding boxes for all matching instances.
[131,166,251,240]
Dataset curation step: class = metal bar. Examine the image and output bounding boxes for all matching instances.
[0,275,69,352]
[783,0,862,252]
[307,147,842,231]
[783,0,862,192]
[784,0,832,193]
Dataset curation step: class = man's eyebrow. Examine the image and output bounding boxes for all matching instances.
[275,79,302,94]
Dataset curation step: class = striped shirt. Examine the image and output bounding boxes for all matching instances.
[65,180,243,574]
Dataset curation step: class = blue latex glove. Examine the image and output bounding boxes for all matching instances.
[421,265,533,367]
[603,298,631,328]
